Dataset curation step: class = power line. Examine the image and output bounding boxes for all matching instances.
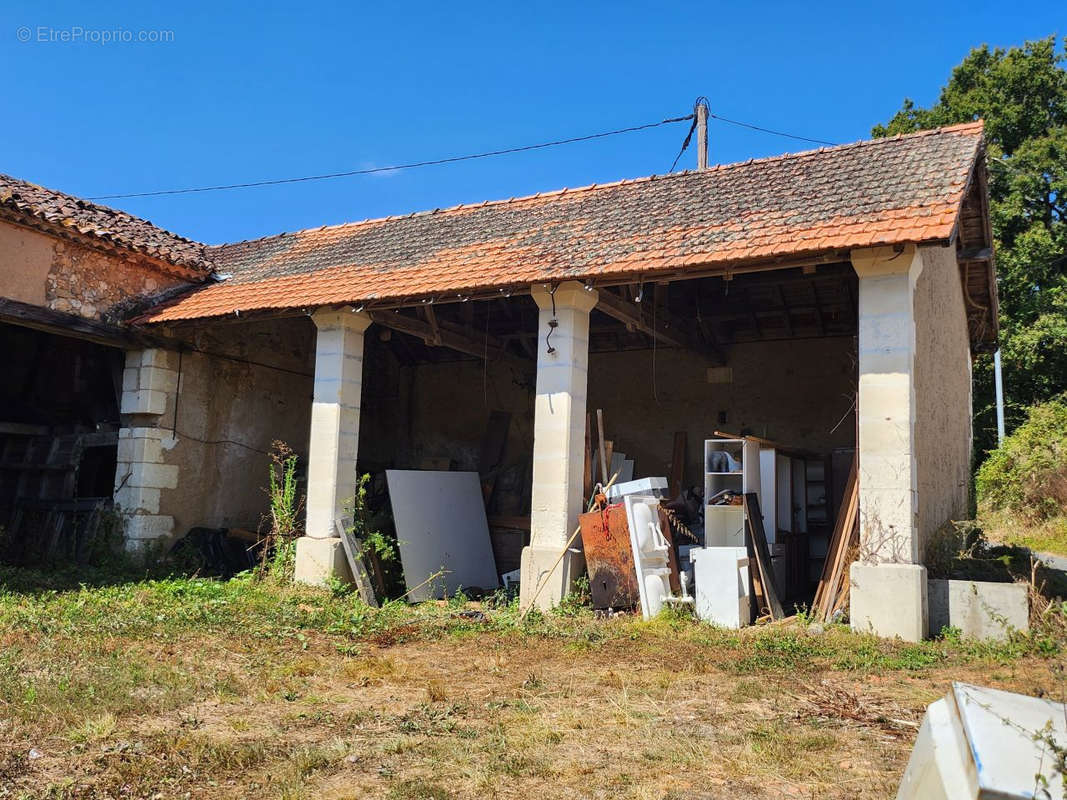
[708,113,837,146]
[89,114,695,200]
[89,109,843,200]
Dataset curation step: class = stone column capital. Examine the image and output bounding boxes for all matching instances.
[531,281,599,314]
[850,244,923,282]
[311,307,373,334]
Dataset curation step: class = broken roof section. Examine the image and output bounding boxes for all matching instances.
[138,121,989,328]
[0,173,210,274]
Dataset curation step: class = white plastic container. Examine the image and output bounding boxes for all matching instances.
[689,546,751,628]
[605,476,669,502]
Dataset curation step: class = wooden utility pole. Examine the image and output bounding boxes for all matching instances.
[695,98,709,170]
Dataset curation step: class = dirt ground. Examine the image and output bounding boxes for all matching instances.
[2,606,1063,800]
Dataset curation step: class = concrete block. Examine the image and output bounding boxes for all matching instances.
[121,389,167,416]
[140,348,179,370]
[519,544,583,611]
[125,514,175,541]
[294,536,352,587]
[850,562,928,642]
[124,350,142,369]
[114,485,161,514]
[125,427,174,441]
[139,365,178,394]
[117,436,163,465]
[127,462,179,490]
[122,367,139,392]
[928,579,1029,641]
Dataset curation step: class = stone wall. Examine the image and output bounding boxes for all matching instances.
[914,245,973,554]
[0,220,192,321]
[588,337,857,490]
[116,317,315,548]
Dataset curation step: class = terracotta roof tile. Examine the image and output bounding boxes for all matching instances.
[0,173,209,271]
[140,121,984,321]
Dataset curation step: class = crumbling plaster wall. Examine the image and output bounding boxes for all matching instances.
[587,337,858,489]
[118,317,315,547]
[913,245,972,555]
[0,220,190,320]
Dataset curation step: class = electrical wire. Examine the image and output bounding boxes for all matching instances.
[88,114,695,200]
[669,115,699,172]
[89,109,843,200]
[708,113,837,147]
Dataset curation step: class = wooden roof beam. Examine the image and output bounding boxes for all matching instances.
[595,287,725,364]
[369,310,530,367]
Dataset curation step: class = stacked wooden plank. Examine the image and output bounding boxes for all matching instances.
[811,458,859,622]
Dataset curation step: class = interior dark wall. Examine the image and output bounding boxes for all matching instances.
[0,323,122,427]
[0,323,123,531]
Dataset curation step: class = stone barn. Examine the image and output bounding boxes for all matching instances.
[0,120,997,641]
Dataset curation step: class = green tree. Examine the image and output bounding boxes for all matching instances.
[874,36,1067,461]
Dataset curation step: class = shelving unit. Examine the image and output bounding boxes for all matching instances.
[805,457,830,583]
[704,438,760,547]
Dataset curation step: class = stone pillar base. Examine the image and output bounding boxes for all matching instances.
[850,562,928,642]
[294,536,351,587]
[518,545,584,612]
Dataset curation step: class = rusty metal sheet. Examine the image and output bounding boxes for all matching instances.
[579,503,639,610]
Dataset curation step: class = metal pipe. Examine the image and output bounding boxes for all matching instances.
[994,348,1006,446]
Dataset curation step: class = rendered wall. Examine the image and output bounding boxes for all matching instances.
[117,317,315,546]
[0,220,190,320]
[913,245,973,555]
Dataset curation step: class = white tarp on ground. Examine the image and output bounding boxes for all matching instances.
[385,470,499,602]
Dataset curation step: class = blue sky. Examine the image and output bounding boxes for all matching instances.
[1,1,1062,244]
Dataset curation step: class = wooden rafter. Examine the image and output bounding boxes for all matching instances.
[594,286,725,364]
[369,310,529,367]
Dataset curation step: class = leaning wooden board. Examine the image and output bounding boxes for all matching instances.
[812,458,858,621]
[334,517,379,608]
[743,493,785,621]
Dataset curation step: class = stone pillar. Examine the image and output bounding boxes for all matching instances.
[294,309,372,586]
[115,348,181,552]
[519,281,598,611]
[849,245,928,641]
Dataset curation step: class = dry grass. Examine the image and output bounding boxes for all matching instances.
[1,571,1066,799]
[983,508,1067,558]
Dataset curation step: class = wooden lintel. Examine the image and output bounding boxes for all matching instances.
[0,297,155,349]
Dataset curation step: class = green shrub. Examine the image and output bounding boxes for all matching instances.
[265,441,302,580]
[976,396,1067,521]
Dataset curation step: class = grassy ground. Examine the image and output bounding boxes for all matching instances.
[1,566,1066,800]
[982,509,1067,558]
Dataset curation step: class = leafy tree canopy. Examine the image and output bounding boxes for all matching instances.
[874,36,1067,459]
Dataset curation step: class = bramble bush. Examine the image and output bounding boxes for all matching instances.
[976,395,1067,521]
